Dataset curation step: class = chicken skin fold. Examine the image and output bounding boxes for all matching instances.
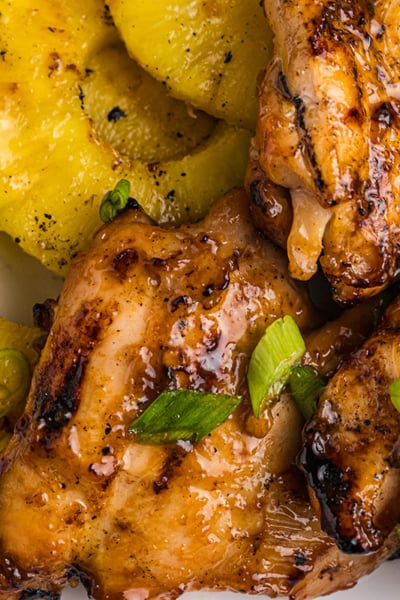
[0,189,396,600]
[300,291,400,554]
[249,0,400,303]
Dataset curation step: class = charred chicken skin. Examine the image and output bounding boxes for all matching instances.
[0,189,396,600]
[300,292,400,554]
[248,0,400,303]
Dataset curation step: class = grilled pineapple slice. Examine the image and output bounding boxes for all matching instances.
[107,0,273,129]
[81,30,216,162]
[0,0,251,275]
[82,42,215,162]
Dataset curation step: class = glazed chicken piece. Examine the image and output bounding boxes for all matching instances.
[248,0,400,303]
[0,188,396,600]
[300,291,400,554]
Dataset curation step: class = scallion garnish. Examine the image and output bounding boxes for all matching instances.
[289,365,326,420]
[0,348,31,418]
[389,378,400,412]
[128,389,242,445]
[247,316,306,417]
[99,179,131,222]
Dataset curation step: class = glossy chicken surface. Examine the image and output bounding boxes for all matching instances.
[248,0,400,302]
[300,292,400,554]
[0,189,396,600]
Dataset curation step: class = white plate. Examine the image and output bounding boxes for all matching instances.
[0,231,63,325]
[60,560,398,600]
[0,232,398,599]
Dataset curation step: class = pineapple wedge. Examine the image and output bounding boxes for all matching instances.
[0,0,251,275]
[79,18,216,163]
[107,0,273,129]
[82,41,215,162]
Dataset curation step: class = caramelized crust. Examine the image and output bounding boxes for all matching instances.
[300,293,400,553]
[0,190,395,600]
[251,0,400,302]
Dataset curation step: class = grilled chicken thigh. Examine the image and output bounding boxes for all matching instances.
[249,0,400,302]
[300,291,400,554]
[0,189,395,600]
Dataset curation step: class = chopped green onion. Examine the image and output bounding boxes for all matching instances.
[247,315,306,417]
[289,365,326,420]
[0,348,31,418]
[99,179,131,222]
[128,389,242,445]
[389,378,400,412]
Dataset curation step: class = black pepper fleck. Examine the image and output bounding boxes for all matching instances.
[107,106,127,122]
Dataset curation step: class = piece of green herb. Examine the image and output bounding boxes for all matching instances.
[389,378,400,412]
[247,316,306,417]
[99,179,131,222]
[129,389,242,445]
[289,365,326,420]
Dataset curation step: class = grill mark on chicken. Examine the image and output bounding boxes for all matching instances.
[35,355,85,437]
[300,294,400,554]
[290,94,326,195]
[2,190,400,599]
[249,0,400,301]
[299,446,384,554]
[32,304,105,443]
[306,1,371,198]
[153,447,185,495]
[5,189,397,599]
[307,2,368,200]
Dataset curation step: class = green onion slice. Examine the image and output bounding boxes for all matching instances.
[128,389,242,445]
[247,315,306,418]
[99,179,131,223]
[289,365,326,420]
[389,378,400,412]
[0,348,31,418]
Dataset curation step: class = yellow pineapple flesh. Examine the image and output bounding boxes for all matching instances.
[0,0,252,275]
[81,35,216,162]
[107,0,274,129]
